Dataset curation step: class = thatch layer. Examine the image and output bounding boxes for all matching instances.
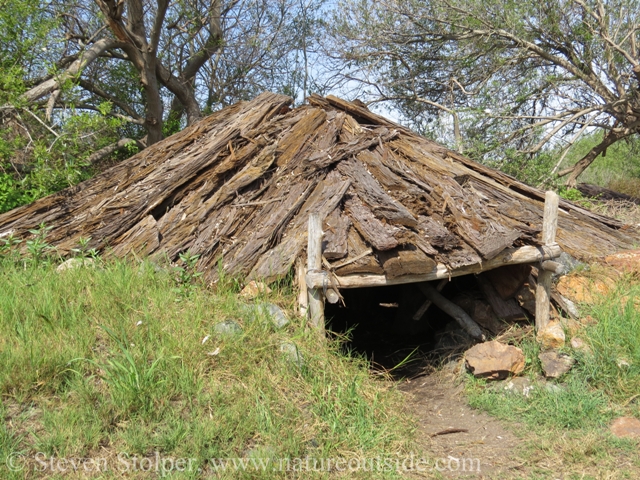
[1,93,638,283]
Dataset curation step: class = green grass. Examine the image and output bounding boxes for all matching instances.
[464,277,640,478]
[0,257,416,479]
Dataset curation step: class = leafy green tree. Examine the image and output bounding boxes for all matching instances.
[332,0,640,186]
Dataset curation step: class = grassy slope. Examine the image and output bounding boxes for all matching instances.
[0,258,415,479]
[465,272,640,479]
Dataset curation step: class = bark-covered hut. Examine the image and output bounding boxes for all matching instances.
[1,92,638,338]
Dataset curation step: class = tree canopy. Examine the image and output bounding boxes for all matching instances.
[331,0,640,186]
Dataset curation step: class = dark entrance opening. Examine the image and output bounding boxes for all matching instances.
[326,276,479,377]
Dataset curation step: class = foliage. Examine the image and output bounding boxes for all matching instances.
[0,259,414,478]
[0,0,330,214]
[330,0,640,185]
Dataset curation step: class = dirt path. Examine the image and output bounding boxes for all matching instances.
[399,366,524,478]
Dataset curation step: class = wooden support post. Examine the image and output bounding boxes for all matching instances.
[307,213,325,332]
[535,191,559,332]
[296,258,308,317]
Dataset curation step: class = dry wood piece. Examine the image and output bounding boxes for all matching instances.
[377,245,437,279]
[481,264,532,300]
[413,279,448,320]
[536,191,560,331]
[417,282,485,340]
[307,214,325,331]
[541,260,565,274]
[296,257,308,316]
[344,195,399,251]
[307,244,563,289]
[577,183,640,204]
[476,274,528,322]
[332,228,383,276]
[323,208,350,260]
[337,157,417,227]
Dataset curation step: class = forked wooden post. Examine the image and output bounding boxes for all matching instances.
[307,213,325,333]
[535,191,559,332]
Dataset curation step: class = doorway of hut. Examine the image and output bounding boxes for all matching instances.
[325,275,482,377]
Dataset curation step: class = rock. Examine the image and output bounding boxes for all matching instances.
[556,274,615,304]
[214,319,243,336]
[264,303,289,328]
[464,341,525,380]
[539,351,575,378]
[56,257,95,272]
[536,320,565,349]
[570,337,591,354]
[557,252,584,275]
[558,295,580,318]
[503,377,535,397]
[603,249,640,274]
[610,417,640,439]
[240,280,272,299]
[543,382,565,394]
[280,342,304,367]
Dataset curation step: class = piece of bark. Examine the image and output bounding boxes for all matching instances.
[417,215,459,250]
[452,294,505,335]
[323,208,350,260]
[332,227,384,276]
[476,274,528,322]
[337,157,417,227]
[377,245,437,279]
[481,264,532,300]
[248,172,351,281]
[344,194,399,251]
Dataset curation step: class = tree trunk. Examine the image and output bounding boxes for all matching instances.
[560,130,629,187]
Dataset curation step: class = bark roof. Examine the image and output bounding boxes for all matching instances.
[1,92,638,283]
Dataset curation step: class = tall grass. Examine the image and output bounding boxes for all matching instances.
[0,258,414,478]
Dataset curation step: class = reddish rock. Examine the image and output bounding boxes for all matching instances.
[536,320,565,349]
[604,249,640,274]
[539,351,575,378]
[465,341,525,380]
[556,275,615,304]
[610,417,640,439]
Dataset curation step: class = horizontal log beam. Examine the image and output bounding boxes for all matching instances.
[306,244,561,289]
